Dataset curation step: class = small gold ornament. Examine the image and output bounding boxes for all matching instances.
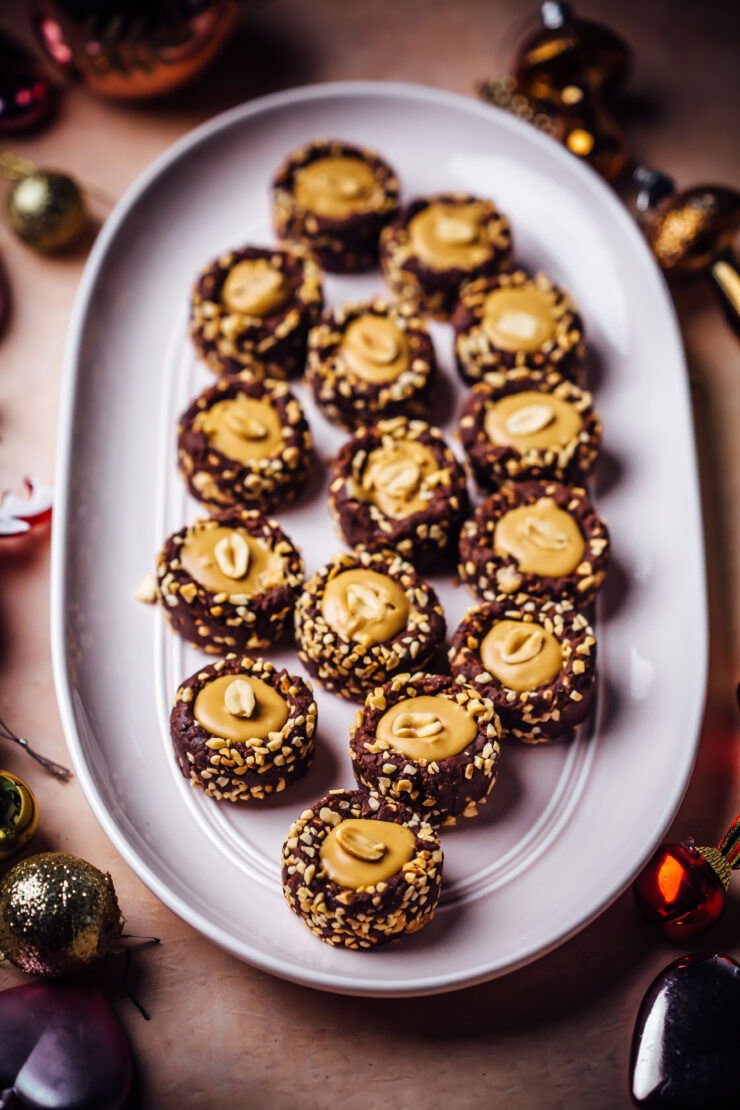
[0,852,123,977]
[0,770,38,860]
[6,170,86,253]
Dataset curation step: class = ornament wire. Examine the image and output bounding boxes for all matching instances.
[122,936,161,1022]
[0,714,72,781]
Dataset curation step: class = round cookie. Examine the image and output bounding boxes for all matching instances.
[380,192,512,318]
[281,788,442,948]
[458,481,610,606]
[458,371,602,488]
[328,417,469,571]
[189,243,323,378]
[453,270,586,386]
[272,140,400,273]
[449,594,597,743]
[177,375,313,514]
[306,299,436,431]
[294,549,446,701]
[350,672,502,825]
[170,655,317,801]
[156,512,304,653]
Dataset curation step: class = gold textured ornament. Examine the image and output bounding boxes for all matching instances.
[0,852,123,977]
[635,168,740,331]
[0,771,38,860]
[6,170,86,252]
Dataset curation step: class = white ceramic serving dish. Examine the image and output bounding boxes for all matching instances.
[51,81,706,997]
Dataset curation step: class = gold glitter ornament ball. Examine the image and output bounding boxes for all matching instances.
[6,171,86,252]
[0,852,123,977]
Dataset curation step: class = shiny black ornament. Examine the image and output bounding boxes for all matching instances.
[630,953,740,1108]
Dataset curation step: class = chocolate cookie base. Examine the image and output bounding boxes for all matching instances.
[190,243,323,379]
[272,140,400,274]
[449,595,597,743]
[306,299,436,431]
[452,270,586,386]
[294,549,446,702]
[458,373,602,489]
[281,788,442,948]
[458,480,610,607]
[350,672,502,824]
[328,417,469,571]
[177,375,313,514]
[170,655,317,801]
[380,193,512,318]
[156,511,304,654]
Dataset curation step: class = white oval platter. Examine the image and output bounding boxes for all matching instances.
[51,81,706,997]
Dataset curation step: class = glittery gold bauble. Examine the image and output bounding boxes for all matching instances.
[0,771,38,860]
[6,171,86,252]
[0,852,123,977]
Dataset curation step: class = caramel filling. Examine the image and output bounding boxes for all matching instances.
[180,524,284,598]
[292,156,377,218]
[193,396,284,463]
[321,568,410,645]
[320,818,416,888]
[408,202,492,270]
[484,391,582,452]
[340,314,409,384]
[359,440,441,519]
[480,619,563,692]
[193,673,288,742]
[494,497,585,578]
[221,259,293,317]
[482,287,557,352]
[377,695,478,761]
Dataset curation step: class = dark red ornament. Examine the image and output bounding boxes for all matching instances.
[633,812,740,941]
[630,953,740,1109]
[0,31,56,135]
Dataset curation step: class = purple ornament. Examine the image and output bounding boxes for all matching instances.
[0,980,132,1109]
[630,953,740,1108]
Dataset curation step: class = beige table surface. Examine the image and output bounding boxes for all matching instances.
[1,1,739,1107]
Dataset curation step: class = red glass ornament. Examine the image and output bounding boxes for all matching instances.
[633,839,727,941]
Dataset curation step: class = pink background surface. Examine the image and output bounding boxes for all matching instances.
[1,1,739,1106]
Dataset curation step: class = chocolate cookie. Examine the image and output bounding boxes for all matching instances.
[328,417,469,570]
[350,672,501,824]
[281,788,442,948]
[380,193,512,317]
[453,269,586,386]
[272,140,400,273]
[171,655,317,801]
[190,243,322,378]
[458,480,610,607]
[156,512,304,653]
[294,548,446,701]
[306,298,436,431]
[458,371,601,488]
[449,594,597,743]
[177,375,313,514]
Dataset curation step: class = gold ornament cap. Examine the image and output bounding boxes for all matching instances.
[697,845,732,891]
[0,770,38,860]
